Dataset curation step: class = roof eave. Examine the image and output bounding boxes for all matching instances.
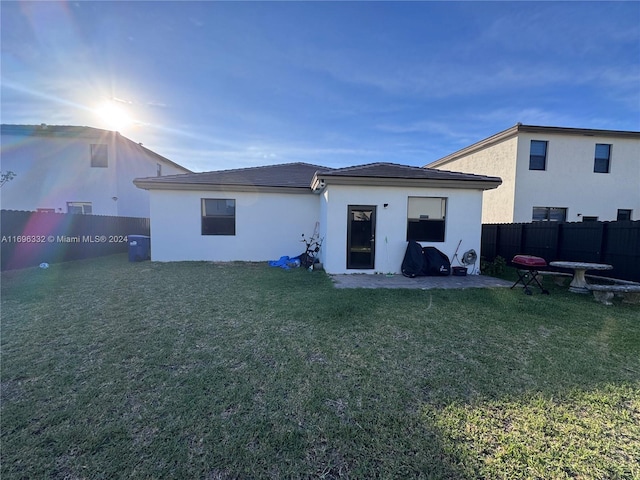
[133,180,314,194]
[426,125,520,168]
[117,133,192,173]
[516,124,640,138]
[311,174,501,191]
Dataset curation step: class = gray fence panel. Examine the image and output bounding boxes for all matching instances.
[523,222,560,261]
[1,210,150,270]
[482,220,639,283]
[601,221,640,283]
[497,224,523,263]
[558,222,604,263]
[480,224,498,260]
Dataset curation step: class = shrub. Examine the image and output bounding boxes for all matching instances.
[481,255,507,276]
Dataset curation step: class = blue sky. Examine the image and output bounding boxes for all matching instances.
[2,1,639,172]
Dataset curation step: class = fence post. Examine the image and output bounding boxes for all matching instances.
[599,222,608,264]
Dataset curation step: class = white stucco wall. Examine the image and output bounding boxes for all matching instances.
[429,136,517,223]
[148,189,320,262]
[319,184,485,275]
[514,133,640,222]
[1,133,119,215]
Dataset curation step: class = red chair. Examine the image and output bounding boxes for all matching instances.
[510,255,550,295]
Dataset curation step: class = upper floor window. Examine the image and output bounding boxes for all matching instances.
[529,140,547,171]
[157,163,162,177]
[67,202,92,214]
[594,144,611,173]
[581,216,598,222]
[617,209,632,221]
[407,197,446,242]
[90,144,108,168]
[202,198,236,235]
[532,206,566,222]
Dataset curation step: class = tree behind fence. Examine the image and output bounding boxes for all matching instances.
[481,220,640,283]
[1,210,150,271]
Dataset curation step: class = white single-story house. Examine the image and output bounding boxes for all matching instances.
[133,162,501,274]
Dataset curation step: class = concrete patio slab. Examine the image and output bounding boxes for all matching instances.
[330,273,513,289]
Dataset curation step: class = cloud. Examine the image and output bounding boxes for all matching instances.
[188,17,204,28]
[375,120,467,139]
[281,2,638,105]
[146,101,167,108]
[112,96,133,105]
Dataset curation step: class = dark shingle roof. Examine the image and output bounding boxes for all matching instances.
[135,161,502,191]
[135,162,331,189]
[322,162,500,182]
[1,124,110,138]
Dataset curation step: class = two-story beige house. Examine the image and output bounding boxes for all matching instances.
[1,124,191,217]
[427,124,640,223]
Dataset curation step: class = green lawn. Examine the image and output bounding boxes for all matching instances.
[2,255,639,479]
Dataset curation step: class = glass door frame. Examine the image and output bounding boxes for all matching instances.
[346,205,376,270]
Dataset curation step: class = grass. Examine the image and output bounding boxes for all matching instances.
[1,254,639,479]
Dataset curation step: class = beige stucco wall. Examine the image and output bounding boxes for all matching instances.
[429,136,517,223]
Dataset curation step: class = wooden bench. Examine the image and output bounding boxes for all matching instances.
[586,283,640,305]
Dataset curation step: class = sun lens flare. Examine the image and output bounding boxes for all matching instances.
[95,101,132,131]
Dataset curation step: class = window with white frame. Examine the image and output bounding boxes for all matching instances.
[407,197,446,242]
[201,199,236,235]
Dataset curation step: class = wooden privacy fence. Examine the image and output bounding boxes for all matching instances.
[481,220,640,283]
[1,210,150,271]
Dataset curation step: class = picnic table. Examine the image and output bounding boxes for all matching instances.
[548,261,613,294]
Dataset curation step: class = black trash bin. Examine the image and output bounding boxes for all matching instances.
[128,235,150,262]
